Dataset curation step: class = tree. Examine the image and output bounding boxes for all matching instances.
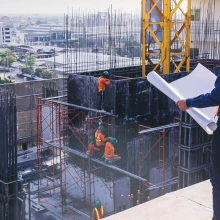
[21,66,31,74]
[34,68,53,79]
[0,77,13,84]
[7,56,16,66]
[41,70,53,79]
[25,56,36,67]
[0,49,16,67]
[35,68,44,77]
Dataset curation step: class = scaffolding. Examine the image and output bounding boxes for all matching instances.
[36,97,148,218]
[137,121,179,203]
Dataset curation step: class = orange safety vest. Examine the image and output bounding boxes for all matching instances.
[95,130,108,147]
[98,77,110,92]
[94,206,104,220]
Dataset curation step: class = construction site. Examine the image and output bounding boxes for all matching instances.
[0,0,219,219]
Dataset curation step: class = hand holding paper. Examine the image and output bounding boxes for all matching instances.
[175,100,188,112]
[214,106,219,118]
[147,71,217,135]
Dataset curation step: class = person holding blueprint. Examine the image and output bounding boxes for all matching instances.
[176,74,220,220]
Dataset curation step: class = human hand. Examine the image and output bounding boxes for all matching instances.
[214,106,220,118]
[175,99,188,112]
[86,150,91,157]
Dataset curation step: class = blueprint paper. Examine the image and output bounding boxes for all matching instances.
[170,63,217,124]
[147,69,217,135]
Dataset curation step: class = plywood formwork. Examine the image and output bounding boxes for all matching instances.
[178,112,211,188]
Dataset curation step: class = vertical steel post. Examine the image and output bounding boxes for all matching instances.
[142,0,147,76]
[163,0,171,73]
[58,104,64,215]
[28,182,31,220]
[186,0,191,72]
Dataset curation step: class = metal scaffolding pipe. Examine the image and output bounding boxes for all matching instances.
[67,205,90,219]
[43,95,67,100]
[139,122,180,134]
[45,141,147,183]
[48,100,117,117]
[146,177,179,191]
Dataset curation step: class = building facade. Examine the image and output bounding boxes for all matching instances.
[23,24,66,47]
[0,22,11,47]
[190,0,220,59]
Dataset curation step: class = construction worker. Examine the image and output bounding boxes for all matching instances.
[92,200,104,220]
[95,125,110,159]
[104,138,121,163]
[176,73,220,220]
[97,71,111,110]
[86,135,100,157]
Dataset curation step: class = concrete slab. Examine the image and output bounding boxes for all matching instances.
[174,180,212,209]
[104,180,213,220]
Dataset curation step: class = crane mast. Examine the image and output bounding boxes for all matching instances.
[142,0,191,75]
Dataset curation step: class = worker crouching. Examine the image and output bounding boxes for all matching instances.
[95,126,110,159]
[104,138,121,163]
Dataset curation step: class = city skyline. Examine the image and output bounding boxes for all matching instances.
[0,0,141,14]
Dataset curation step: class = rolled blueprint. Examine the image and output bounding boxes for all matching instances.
[147,71,217,135]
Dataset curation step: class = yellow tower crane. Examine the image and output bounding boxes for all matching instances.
[142,0,191,76]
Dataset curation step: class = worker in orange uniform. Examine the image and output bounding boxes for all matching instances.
[92,200,104,220]
[104,138,121,163]
[86,135,100,157]
[95,125,110,159]
[97,71,111,110]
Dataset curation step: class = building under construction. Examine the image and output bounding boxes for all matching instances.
[0,0,219,219]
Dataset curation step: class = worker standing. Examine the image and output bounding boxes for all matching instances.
[86,135,100,157]
[97,71,111,110]
[95,125,110,159]
[104,138,121,163]
[176,72,220,220]
[92,200,104,220]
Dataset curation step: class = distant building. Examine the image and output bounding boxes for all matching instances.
[190,0,220,59]
[23,24,67,47]
[0,22,11,47]
[11,30,25,44]
[191,0,220,21]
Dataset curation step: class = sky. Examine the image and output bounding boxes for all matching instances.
[0,0,141,14]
